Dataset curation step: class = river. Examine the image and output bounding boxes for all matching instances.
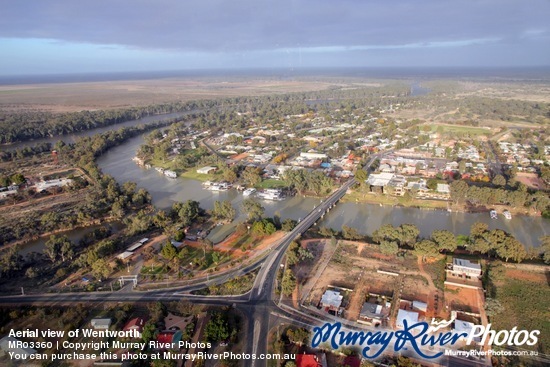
[13,108,548,253]
[93,133,549,248]
[2,111,192,152]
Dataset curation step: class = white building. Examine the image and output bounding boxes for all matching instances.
[320,290,343,312]
[450,258,482,279]
[396,309,420,330]
[91,318,112,330]
[300,152,328,160]
[35,178,73,192]
[197,166,217,174]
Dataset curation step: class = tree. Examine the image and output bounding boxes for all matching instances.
[541,235,550,264]
[470,222,488,239]
[496,236,526,263]
[281,269,297,296]
[251,219,276,236]
[177,200,202,227]
[204,312,230,342]
[161,242,178,260]
[342,225,363,240]
[380,240,399,256]
[450,180,469,204]
[355,169,367,185]
[141,321,157,343]
[212,200,236,221]
[398,224,420,247]
[414,240,439,260]
[492,174,506,187]
[45,235,71,263]
[372,224,400,244]
[242,166,262,187]
[281,218,297,231]
[241,198,264,221]
[431,230,457,252]
[222,168,237,183]
[286,328,310,345]
[91,258,111,280]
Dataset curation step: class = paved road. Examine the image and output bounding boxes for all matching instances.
[1,153,497,367]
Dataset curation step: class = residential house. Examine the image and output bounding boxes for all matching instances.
[123,317,146,333]
[91,318,112,330]
[320,290,343,313]
[448,258,482,279]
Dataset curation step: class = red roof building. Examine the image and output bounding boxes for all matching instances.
[123,317,145,333]
[343,356,361,367]
[296,354,322,367]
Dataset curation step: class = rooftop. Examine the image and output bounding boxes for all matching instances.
[453,258,481,270]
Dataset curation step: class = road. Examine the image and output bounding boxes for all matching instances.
[0,153,491,367]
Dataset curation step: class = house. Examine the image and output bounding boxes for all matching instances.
[123,317,145,333]
[91,318,112,330]
[452,311,482,343]
[197,166,217,174]
[300,152,328,160]
[412,301,428,312]
[358,301,389,326]
[155,330,182,348]
[366,172,395,187]
[0,336,36,358]
[296,354,327,367]
[35,178,73,192]
[449,258,482,279]
[320,290,343,312]
[343,356,361,367]
[396,309,420,330]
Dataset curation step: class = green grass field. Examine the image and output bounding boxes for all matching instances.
[429,123,493,136]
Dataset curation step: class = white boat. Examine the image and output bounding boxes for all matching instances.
[164,170,177,178]
[209,182,229,191]
[257,189,284,201]
[243,188,256,196]
[490,210,497,219]
[155,167,165,174]
[503,210,512,220]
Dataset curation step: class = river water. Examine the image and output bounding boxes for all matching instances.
[12,103,549,252]
[93,134,549,248]
[2,111,192,152]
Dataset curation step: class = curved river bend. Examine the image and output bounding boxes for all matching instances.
[95,134,548,248]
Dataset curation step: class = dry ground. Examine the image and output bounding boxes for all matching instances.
[515,172,546,190]
[0,78,338,112]
[302,240,439,322]
[444,285,481,315]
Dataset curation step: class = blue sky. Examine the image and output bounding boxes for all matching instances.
[1,0,549,75]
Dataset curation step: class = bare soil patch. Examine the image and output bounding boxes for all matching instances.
[0,78,337,112]
[444,285,481,315]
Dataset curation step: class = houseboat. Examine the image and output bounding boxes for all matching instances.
[164,170,177,178]
[243,188,256,196]
[490,210,497,219]
[209,182,230,191]
[257,188,284,201]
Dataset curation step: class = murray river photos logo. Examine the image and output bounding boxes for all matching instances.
[311,320,540,359]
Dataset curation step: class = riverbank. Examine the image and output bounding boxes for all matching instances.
[343,189,538,217]
[343,190,449,210]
